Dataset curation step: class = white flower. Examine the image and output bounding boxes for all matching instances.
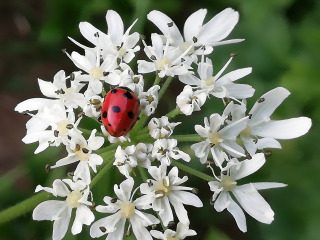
[101,125,131,143]
[208,153,286,232]
[117,71,144,96]
[15,71,86,113]
[114,145,137,178]
[19,103,81,154]
[151,222,197,240]
[51,130,104,184]
[67,49,119,95]
[139,85,161,116]
[179,57,254,100]
[147,8,243,56]
[135,143,154,168]
[224,88,312,156]
[140,165,203,226]
[148,116,181,139]
[38,70,86,108]
[33,179,94,240]
[152,139,190,165]
[138,33,192,78]
[176,85,206,115]
[83,95,104,118]
[77,10,140,63]
[90,178,159,240]
[191,113,248,166]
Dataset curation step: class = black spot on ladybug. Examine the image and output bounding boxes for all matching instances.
[123,91,133,99]
[102,111,108,118]
[118,86,132,92]
[108,123,112,126]
[123,128,127,131]
[112,106,121,113]
[111,89,118,94]
[127,111,134,119]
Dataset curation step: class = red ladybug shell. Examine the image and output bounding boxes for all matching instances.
[101,87,140,137]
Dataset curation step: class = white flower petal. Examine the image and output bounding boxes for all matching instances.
[230,153,266,180]
[150,230,164,239]
[249,87,290,124]
[183,9,207,41]
[15,98,57,113]
[147,10,183,44]
[219,67,252,82]
[252,182,287,190]
[256,137,281,150]
[74,161,91,184]
[178,73,200,85]
[32,200,66,221]
[198,8,239,45]
[233,184,275,224]
[71,205,95,235]
[38,79,58,98]
[174,191,203,207]
[52,207,72,240]
[51,155,78,169]
[70,51,92,72]
[90,212,122,238]
[138,60,156,74]
[106,10,124,45]
[157,198,174,226]
[219,116,248,139]
[107,218,126,240]
[52,179,70,197]
[252,117,312,139]
[88,130,104,150]
[114,177,134,201]
[169,194,189,225]
[214,192,230,212]
[79,22,107,45]
[226,196,247,232]
[131,215,153,240]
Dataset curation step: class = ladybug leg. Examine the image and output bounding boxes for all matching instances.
[97,116,102,123]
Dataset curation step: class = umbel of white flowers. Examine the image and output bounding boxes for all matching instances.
[14,8,312,240]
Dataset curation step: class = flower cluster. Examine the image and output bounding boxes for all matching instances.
[15,8,311,240]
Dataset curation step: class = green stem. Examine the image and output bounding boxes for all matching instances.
[158,76,173,101]
[153,75,161,86]
[90,150,115,188]
[172,161,214,182]
[0,192,50,225]
[138,167,148,182]
[171,134,202,142]
[166,108,181,119]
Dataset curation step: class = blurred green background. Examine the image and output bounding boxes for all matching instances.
[0,0,319,239]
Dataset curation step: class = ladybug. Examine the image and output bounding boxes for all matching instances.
[101,87,140,137]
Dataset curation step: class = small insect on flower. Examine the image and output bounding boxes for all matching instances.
[101,87,140,137]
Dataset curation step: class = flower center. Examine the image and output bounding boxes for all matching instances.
[118,47,127,57]
[147,95,155,104]
[66,190,82,208]
[74,144,89,161]
[221,175,237,191]
[201,76,215,89]
[240,127,252,137]
[90,67,103,80]
[155,178,171,198]
[156,57,171,70]
[179,41,194,54]
[56,120,70,136]
[120,201,135,219]
[209,132,223,145]
[167,237,178,240]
